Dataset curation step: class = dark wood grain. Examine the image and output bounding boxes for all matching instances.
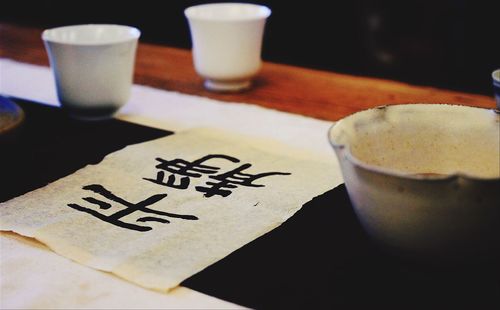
[0,23,495,121]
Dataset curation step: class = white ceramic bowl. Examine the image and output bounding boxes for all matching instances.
[329,104,500,260]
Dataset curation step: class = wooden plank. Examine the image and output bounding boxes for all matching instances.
[0,23,495,121]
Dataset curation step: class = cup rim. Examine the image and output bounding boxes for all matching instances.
[492,69,500,82]
[184,3,271,21]
[42,24,141,46]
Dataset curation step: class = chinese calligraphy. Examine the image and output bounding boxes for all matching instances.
[143,154,239,189]
[68,153,291,232]
[195,163,291,198]
[144,154,291,197]
[67,184,198,232]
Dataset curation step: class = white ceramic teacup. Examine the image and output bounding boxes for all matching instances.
[42,24,140,120]
[185,3,271,92]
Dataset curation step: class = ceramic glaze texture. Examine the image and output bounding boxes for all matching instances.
[185,3,271,92]
[493,69,500,109]
[42,24,140,120]
[329,104,500,259]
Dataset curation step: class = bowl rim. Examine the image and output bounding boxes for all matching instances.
[328,103,500,182]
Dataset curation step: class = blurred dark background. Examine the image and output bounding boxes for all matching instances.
[1,0,498,95]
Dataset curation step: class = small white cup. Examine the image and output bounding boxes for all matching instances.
[42,24,140,120]
[185,3,271,92]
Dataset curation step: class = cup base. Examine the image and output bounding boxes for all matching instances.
[204,79,251,92]
[61,104,120,121]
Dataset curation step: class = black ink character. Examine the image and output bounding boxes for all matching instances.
[196,163,291,198]
[67,184,198,232]
[143,154,240,189]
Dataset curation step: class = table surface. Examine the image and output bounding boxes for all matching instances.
[1,22,499,309]
[0,22,496,121]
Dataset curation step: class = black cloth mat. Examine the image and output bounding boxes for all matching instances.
[184,185,500,309]
[0,97,172,203]
[1,97,498,309]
